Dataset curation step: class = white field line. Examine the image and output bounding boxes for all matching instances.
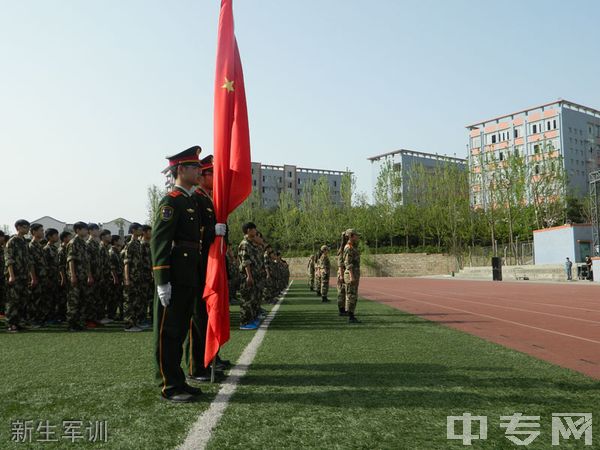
[178,280,294,450]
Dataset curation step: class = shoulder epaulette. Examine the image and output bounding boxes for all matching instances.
[195,188,209,198]
[169,190,183,198]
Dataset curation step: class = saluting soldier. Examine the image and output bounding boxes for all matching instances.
[4,220,36,332]
[343,229,362,324]
[151,146,204,403]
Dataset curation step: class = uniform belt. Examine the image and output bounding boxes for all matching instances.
[174,240,201,250]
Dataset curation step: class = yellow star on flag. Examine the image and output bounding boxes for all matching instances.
[222,77,235,92]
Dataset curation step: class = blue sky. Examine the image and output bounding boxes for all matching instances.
[1,0,599,228]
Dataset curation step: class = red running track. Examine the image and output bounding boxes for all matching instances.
[359,278,600,380]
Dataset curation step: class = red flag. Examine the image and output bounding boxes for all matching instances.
[203,0,252,367]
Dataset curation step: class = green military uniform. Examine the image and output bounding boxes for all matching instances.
[182,185,214,377]
[43,242,60,322]
[319,247,330,300]
[238,236,261,325]
[4,235,32,327]
[343,241,361,315]
[123,237,144,326]
[66,235,90,329]
[29,239,47,323]
[152,185,203,398]
[86,237,103,321]
[108,245,124,320]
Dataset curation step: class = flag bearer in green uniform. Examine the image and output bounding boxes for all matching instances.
[151,146,204,403]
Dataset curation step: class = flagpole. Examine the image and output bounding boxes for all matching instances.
[211,357,216,383]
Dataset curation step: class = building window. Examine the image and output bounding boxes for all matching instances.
[553,119,557,129]
[534,144,540,154]
[262,187,265,193]
[535,165,540,175]
[297,189,301,195]
[547,121,551,131]
[288,171,292,177]
[532,124,537,134]
[514,148,519,157]
[278,177,282,183]
[251,168,254,174]
[262,176,265,182]
[499,152,504,161]
[334,180,337,187]
[491,135,497,144]
[253,180,257,186]
[288,182,292,188]
[514,129,519,138]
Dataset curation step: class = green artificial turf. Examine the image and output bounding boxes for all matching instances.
[207,284,600,449]
[1,284,599,449]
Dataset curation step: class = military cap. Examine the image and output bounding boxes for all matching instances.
[200,155,214,172]
[320,245,329,251]
[345,228,361,237]
[166,146,202,167]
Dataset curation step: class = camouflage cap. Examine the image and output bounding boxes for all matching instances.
[345,228,361,237]
[320,245,329,251]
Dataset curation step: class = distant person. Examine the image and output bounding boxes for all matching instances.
[343,229,362,324]
[586,255,593,281]
[564,257,572,281]
[319,245,331,303]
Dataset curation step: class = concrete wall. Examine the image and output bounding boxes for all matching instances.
[285,253,458,278]
[533,224,592,264]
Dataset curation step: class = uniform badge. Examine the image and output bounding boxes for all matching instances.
[186,208,195,213]
[161,206,174,221]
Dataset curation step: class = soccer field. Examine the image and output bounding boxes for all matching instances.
[1,282,599,449]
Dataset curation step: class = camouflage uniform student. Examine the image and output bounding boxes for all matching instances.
[4,220,36,332]
[238,222,261,329]
[99,229,114,323]
[43,228,61,323]
[56,231,72,322]
[28,223,48,325]
[314,250,322,297]
[140,225,154,325]
[253,231,266,318]
[337,231,349,316]
[343,229,362,324]
[319,245,331,303]
[226,244,240,303]
[0,231,7,316]
[66,222,93,331]
[108,235,124,320]
[123,222,144,331]
[307,254,315,291]
[86,223,103,323]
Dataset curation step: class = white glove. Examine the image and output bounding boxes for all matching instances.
[157,283,171,307]
[215,223,227,236]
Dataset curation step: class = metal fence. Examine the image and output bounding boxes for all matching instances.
[466,240,534,267]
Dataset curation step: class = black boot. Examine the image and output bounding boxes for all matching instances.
[338,307,347,316]
[348,312,361,324]
[321,296,330,303]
